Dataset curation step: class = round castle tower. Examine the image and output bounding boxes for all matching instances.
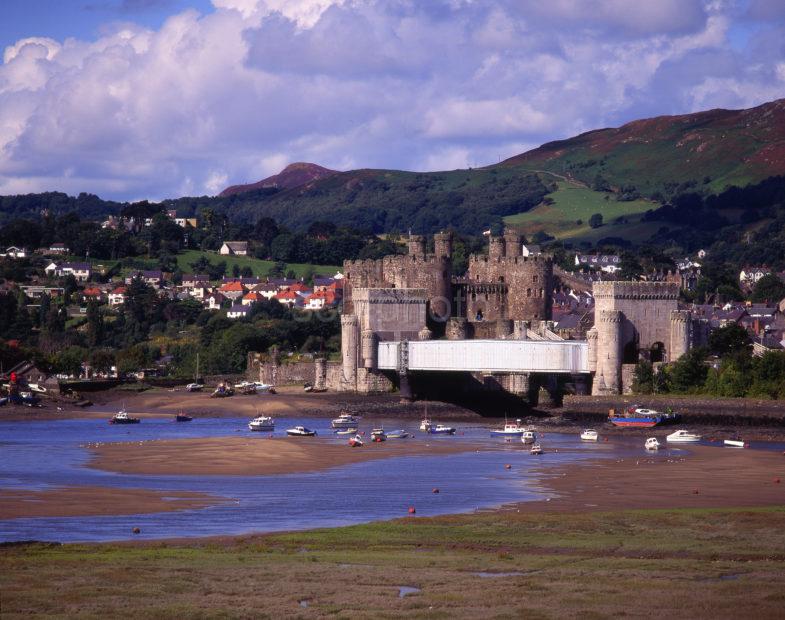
[669,310,691,362]
[592,310,622,396]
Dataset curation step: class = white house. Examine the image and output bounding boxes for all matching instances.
[1,246,27,258]
[521,244,542,257]
[108,286,127,306]
[46,262,92,282]
[740,267,771,285]
[227,303,250,319]
[47,243,69,255]
[204,292,226,311]
[219,241,248,256]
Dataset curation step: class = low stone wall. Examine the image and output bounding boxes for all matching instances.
[247,360,316,386]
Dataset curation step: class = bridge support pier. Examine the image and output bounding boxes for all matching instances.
[398,373,413,402]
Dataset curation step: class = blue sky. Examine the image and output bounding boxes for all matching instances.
[1,0,784,201]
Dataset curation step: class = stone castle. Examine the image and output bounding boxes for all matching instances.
[252,231,695,404]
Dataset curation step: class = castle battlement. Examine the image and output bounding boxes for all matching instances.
[468,254,552,265]
[593,281,679,300]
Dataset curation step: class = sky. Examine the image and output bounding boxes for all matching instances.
[1,0,784,202]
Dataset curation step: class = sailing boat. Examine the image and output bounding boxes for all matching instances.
[186,352,203,392]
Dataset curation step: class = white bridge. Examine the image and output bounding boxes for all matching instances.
[377,339,589,374]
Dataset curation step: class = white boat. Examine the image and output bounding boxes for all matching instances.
[386,429,410,439]
[521,430,537,444]
[348,434,364,447]
[109,409,140,424]
[530,444,543,455]
[644,437,660,450]
[286,426,317,437]
[666,429,702,443]
[724,439,746,448]
[419,418,432,432]
[186,382,203,392]
[371,428,387,441]
[580,429,599,441]
[427,424,456,435]
[331,412,361,429]
[248,415,275,432]
[234,380,256,390]
[254,382,274,393]
[334,428,358,435]
[28,383,47,394]
[490,419,528,437]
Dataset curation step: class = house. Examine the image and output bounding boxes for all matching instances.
[218,280,246,300]
[574,254,621,270]
[181,274,210,288]
[521,244,542,257]
[20,285,64,299]
[82,287,104,302]
[287,282,312,295]
[250,283,278,299]
[1,246,27,258]
[227,303,250,319]
[174,217,198,228]
[313,277,336,292]
[108,286,127,306]
[697,249,707,259]
[241,291,264,306]
[740,266,771,286]
[219,241,249,256]
[269,277,297,291]
[47,243,69,255]
[204,292,226,310]
[304,290,339,310]
[53,262,92,282]
[274,290,303,307]
[125,270,164,288]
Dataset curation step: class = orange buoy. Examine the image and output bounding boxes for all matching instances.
[432,488,439,494]
[775,478,781,484]
[693,489,700,495]
[132,527,141,534]
[408,506,416,514]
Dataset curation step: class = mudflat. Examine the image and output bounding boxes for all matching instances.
[88,435,480,476]
[0,486,225,519]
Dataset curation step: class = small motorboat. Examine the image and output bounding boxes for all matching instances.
[386,430,410,439]
[175,412,193,422]
[286,426,317,437]
[248,415,275,432]
[211,383,234,398]
[371,428,387,442]
[666,429,702,443]
[419,418,432,432]
[490,418,527,437]
[521,430,537,444]
[580,429,599,442]
[110,410,140,424]
[724,439,746,448]
[530,444,543,455]
[335,427,358,435]
[332,412,362,429]
[28,383,47,394]
[427,424,456,435]
[185,382,203,392]
[644,437,660,450]
[348,434,364,447]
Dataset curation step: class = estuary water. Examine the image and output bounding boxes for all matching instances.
[0,416,642,542]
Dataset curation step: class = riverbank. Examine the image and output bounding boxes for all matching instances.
[87,435,481,476]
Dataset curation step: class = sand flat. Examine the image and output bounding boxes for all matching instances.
[89,436,479,476]
[0,486,225,519]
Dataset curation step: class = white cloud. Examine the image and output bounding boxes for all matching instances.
[0,0,783,201]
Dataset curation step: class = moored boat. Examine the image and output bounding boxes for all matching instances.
[175,412,193,422]
[334,427,358,435]
[110,410,140,424]
[608,406,662,428]
[348,434,364,447]
[248,415,275,432]
[371,428,387,442]
[644,437,660,450]
[490,418,527,437]
[530,444,543,455]
[286,426,317,437]
[332,412,361,429]
[723,439,746,448]
[580,429,598,441]
[186,382,203,392]
[427,424,456,435]
[386,429,410,439]
[666,429,701,443]
[521,430,537,444]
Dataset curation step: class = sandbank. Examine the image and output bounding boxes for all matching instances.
[0,486,226,519]
[89,435,480,476]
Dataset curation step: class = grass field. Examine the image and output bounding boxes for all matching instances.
[3,507,784,617]
[504,180,660,244]
[176,249,340,280]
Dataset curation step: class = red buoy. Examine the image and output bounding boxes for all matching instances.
[775,478,781,484]
[408,506,416,514]
[693,489,700,495]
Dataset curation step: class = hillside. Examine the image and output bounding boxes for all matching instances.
[501,99,785,197]
[219,162,337,197]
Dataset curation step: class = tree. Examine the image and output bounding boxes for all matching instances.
[588,213,603,228]
[86,299,104,347]
[632,360,653,394]
[708,324,751,357]
[750,274,785,303]
[669,348,708,393]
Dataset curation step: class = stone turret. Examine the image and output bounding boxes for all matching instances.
[407,234,426,258]
[669,310,691,362]
[341,314,359,388]
[361,328,377,369]
[592,310,622,395]
[489,235,505,259]
[587,327,598,372]
[434,231,453,259]
[503,229,521,258]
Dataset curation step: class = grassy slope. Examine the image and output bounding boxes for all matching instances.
[176,249,340,279]
[504,179,664,244]
[2,507,784,617]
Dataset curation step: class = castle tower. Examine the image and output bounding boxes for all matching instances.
[587,327,598,372]
[669,310,691,362]
[361,328,377,369]
[592,310,622,395]
[489,235,505,259]
[503,229,521,258]
[407,234,426,259]
[446,317,468,340]
[434,231,453,259]
[341,314,359,389]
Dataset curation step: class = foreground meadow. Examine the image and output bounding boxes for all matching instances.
[2,506,784,618]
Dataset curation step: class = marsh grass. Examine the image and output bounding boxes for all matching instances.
[2,507,785,618]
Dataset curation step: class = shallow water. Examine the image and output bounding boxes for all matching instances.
[0,416,701,542]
